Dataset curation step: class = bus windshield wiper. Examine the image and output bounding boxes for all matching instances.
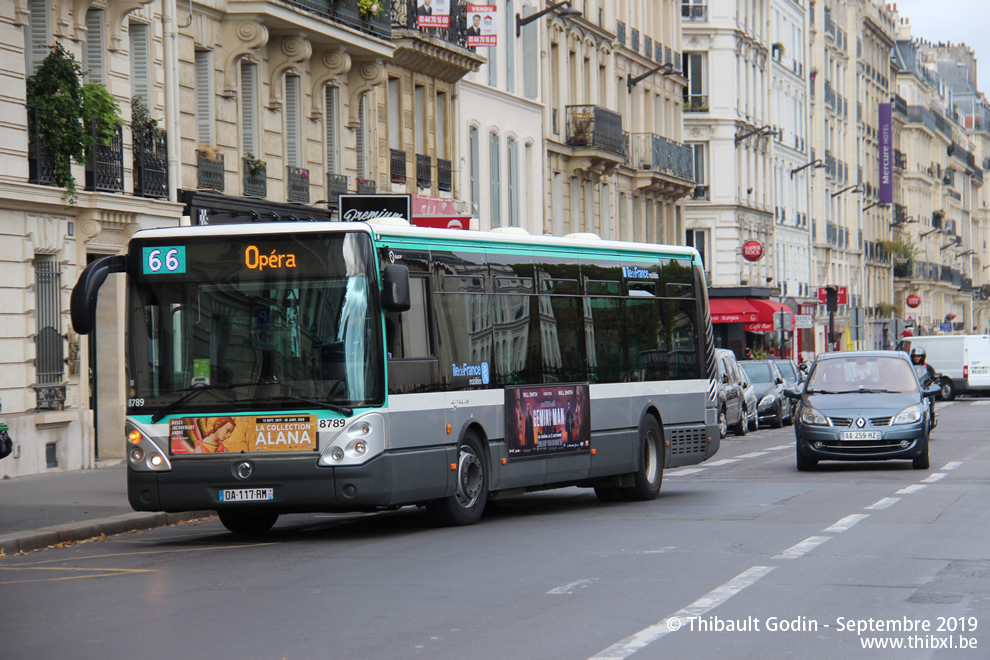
[150,382,262,423]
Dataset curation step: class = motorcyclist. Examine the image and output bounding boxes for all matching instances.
[911,346,938,428]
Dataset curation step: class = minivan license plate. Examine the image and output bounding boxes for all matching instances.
[219,488,274,502]
[841,431,881,441]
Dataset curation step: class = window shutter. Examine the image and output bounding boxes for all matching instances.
[356,93,367,177]
[505,0,515,94]
[240,61,256,155]
[195,51,213,146]
[129,23,151,106]
[83,10,105,84]
[285,75,300,167]
[489,132,501,228]
[26,0,51,76]
[469,126,479,213]
[325,85,338,174]
[507,138,519,226]
[522,7,538,99]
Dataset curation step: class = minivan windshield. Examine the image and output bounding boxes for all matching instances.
[807,356,920,394]
[740,362,773,383]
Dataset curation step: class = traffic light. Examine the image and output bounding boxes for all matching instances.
[825,286,838,313]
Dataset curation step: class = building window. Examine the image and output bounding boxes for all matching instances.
[129,22,151,107]
[24,0,51,76]
[34,254,65,410]
[521,6,538,99]
[469,126,479,214]
[682,52,707,110]
[507,137,519,226]
[505,0,515,94]
[686,229,709,273]
[488,46,498,87]
[553,172,563,235]
[489,132,501,228]
[195,51,214,146]
[388,78,400,151]
[690,142,709,198]
[436,91,447,160]
[415,85,425,155]
[357,93,370,178]
[83,10,106,85]
[239,60,258,157]
[284,75,301,167]
[325,86,340,174]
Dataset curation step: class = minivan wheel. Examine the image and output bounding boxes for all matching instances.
[718,408,728,439]
[912,440,930,470]
[796,447,817,471]
[734,406,748,436]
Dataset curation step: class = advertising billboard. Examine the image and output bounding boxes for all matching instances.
[879,102,893,204]
[505,384,590,459]
[170,415,318,454]
[466,5,498,47]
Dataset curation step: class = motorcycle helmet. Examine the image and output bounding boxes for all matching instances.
[910,346,926,365]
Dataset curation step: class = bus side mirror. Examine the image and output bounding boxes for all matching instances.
[381,265,410,312]
[70,255,126,335]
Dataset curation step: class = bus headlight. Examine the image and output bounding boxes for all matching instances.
[318,413,384,467]
[125,423,172,472]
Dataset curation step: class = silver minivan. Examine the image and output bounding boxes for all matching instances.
[714,349,755,437]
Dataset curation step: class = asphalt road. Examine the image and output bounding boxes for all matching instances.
[2,399,989,659]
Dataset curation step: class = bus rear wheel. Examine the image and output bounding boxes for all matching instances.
[428,432,489,526]
[217,509,279,535]
[622,416,663,501]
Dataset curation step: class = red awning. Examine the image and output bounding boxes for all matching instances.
[709,298,760,324]
[746,299,795,332]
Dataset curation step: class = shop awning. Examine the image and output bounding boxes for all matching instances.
[746,299,795,332]
[709,298,760,324]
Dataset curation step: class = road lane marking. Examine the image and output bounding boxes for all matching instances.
[865,497,901,510]
[666,468,706,476]
[773,536,831,559]
[922,473,947,483]
[548,578,599,595]
[588,566,775,660]
[736,452,769,458]
[823,514,869,533]
[969,400,990,406]
[642,547,676,554]
[703,459,741,467]
[764,444,792,451]
[896,484,928,495]
[940,461,963,470]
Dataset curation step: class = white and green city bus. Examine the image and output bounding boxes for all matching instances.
[71,221,719,534]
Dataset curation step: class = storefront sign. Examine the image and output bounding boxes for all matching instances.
[795,314,815,329]
[742,240,764,262]
[906,294,921,308]
[505,384,590,460]
[817,286,848,305]
[879,103,893,204]
[340,194,411,223]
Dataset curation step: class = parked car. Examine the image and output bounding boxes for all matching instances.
[738,367,760,433]
[771,358,803,419]
[895,334,990,400]
[784,350,940,471]
[739,360,791,428]
[714,349,751,438]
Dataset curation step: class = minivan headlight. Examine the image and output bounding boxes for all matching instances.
[892,404,924,425]
[800,406,830,426]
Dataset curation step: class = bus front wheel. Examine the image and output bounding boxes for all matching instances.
[218,509,279,535]
[622,416,663,501]
[428,433,489,526]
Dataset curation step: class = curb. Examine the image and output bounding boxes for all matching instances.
[0,510,215,556]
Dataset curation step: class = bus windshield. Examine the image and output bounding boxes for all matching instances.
[126,231,383,416]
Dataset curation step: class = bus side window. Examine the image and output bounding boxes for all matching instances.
[385,277,432,359]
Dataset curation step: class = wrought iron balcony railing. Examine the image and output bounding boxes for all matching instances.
[287,166,310,204]
[286,0,391,40]
[27,106,57,186]
[357,178,376,194]
[683,95,709,112]
[630,133,695,182]
[326,173,348,209]
[243,158,267,198]
[390,148,406,184]
[565,105,626,156]
[134,127,167,198]
[691,185,709,200]
[416,153,432,189]
[86,120,124,193]
[438,157,452,192]
[682,3,708,20]
[196,150,225,192]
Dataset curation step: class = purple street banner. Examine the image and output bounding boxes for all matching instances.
[505,384,590,459]
[879,102,893,204]
[416,0,450,28]
[466,5,498,48]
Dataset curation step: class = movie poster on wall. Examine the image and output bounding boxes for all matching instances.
[505,384,590,459]
[416,0,450,28]
[466,5,498,48]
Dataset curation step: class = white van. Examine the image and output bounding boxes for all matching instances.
[896,334,990,400]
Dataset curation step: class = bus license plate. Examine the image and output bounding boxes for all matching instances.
[841,431,881,441]
[219,488,274,502]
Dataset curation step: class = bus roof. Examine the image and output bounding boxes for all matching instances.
[130,222,702,265]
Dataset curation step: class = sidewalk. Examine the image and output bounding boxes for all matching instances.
[0,462,212,555]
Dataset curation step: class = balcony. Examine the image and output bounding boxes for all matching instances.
[390,148,406,184]
[691,185,709,200]
[893,203,907,224]
[683,95,709,112]
[243,158,267,199]
[196,150,225,192]
[134,127,167,198]
[438,157,452,192]
[894,149,907,170]
[287,166,310,204]
[390,0,484,83]
[357,178,376,194]
[416,153,432,189]
[630,133,695,199]
[893,261,913,278]
[682,3,708,20]
[85,121,124,193]
[565,105,626,156]
[326,173,348,209]
[27,107,57,186]
[283,0,391,40]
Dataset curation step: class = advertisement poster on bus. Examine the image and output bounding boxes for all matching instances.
[505,384,590,459]
[466,5,498,47]
[416,0,450,28]
[170,414,317,454]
